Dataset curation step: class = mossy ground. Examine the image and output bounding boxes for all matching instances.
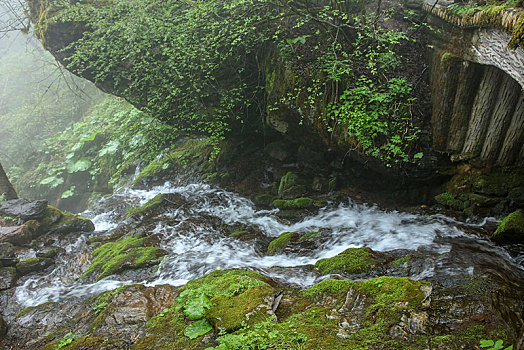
[82,234,166,281]
[314,247,374,275]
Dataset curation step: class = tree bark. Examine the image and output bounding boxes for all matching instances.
[0,162,17,200]
[446,61,482,152]
[481,73,520,162]
[461,66,503,158]
[498,93,524,165]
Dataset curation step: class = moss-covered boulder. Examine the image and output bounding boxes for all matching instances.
[278,172,308,199]
[48,212,95,234]
[37,206,63,234]
[125,194,165,219]
[253,194,275,207]
[273,197,314,210]
[82,234,167,281]
[16,257,54,276]
[434,192,470,211]
[314,247,375,275]
[267,232,299,255]
[492,210,524,243]
[135,269,275,348]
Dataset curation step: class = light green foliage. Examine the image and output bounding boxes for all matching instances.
[54,332,79,349]
[66,159,91,173]
[82,234,166,281]
[480,339,513,350]
[184,319,213,339]
[314,247,373,275]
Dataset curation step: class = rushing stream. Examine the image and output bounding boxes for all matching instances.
[14,181,524,309]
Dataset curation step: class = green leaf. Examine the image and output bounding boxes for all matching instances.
[80,132,98,142]
[39,176,64,188]
[184,293,212,320]
[98,140,121,157]
[67,159,92,173]
[481,339,495,347]
[61,186,76,199]
[413,152,424,159]
[184,319,212,339]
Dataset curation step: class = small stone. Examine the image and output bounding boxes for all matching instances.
[0,199,48,220]
[0,267,17,290]
[0,225,32,246]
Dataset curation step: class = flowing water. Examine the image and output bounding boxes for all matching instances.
[14,182,524,308]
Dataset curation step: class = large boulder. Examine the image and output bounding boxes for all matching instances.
[47,212,95,235]
[0,225,32,246]
[0,199,48,220]
[0,267,17,290]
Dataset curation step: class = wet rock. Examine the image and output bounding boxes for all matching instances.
[16,257,54,276]
[278,172,308,199]
[0,314,7,341]
[0,225,32,246]
[0,258,18,267]
[265,141,292,162]
[0,267,17,290]
[267,232,299,255]
[492,209,524,244]
[36,246,63,259]
[0,199,48,220]
[93,285,179,338]
[47,212,95,235]
[274,197,315,210]
[36,206,62,234]
[0,242,15,258]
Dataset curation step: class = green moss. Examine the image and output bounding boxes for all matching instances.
[434,192,469,210]
[299,228,323,241]
[300,279,355,301]
[16,301,53,318]
[390,255,410,268]
[492,209,524,243]
[125,194,165,218]
[314,247,373,275]
[82,234,166,281]
[267,232,298,255]
[253,194,275,207]
[38,205,63,230]
[273,197,314,210]
[228,230,248,237]
[16,257,53,275]
[440,51,458,64]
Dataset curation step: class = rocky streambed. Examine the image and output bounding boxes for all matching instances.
[0,180,523,349]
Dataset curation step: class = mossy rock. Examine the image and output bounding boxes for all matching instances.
[267,232,299,255]
[492,210,524,244]
[273,197,314,210]
[37,206,63,232]
[434,192,470,211]
[278,172,308,199]
[16,257,53,276]
[253,194,275,207]
[126,194,165,219]
[82,234,167,281]
[314,247,374,275]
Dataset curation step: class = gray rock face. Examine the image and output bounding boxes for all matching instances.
[0,242,15,258]
[0,267,17,290]
[0,199,48,220]
[0,226,32,246]
[0,314,7,340]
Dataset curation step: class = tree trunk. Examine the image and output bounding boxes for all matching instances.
[0,162,17,200]
[481,73,521,162]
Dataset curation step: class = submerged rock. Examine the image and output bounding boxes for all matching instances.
[0,199,48,220]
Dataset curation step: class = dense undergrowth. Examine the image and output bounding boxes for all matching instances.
[30,0,431,165]
[11,96,180,207]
